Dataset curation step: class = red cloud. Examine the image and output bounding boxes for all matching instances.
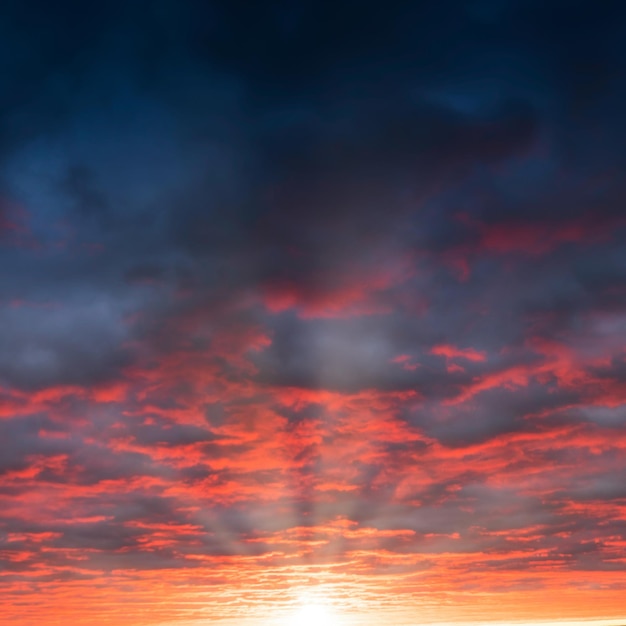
[430,344,487,362]
[261,255,414,318]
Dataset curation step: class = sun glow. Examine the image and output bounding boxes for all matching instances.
[286,597,342,626]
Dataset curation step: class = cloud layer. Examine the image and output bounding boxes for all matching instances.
[1,1,625,624]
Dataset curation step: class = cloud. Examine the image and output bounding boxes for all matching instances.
[1,1,626,625]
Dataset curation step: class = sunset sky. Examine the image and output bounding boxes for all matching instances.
[1,1,626,625]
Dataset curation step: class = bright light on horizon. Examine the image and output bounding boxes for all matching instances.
[281,593,345,626]
[290,603,335,625]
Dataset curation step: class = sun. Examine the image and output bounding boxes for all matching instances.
[287,601,340,626]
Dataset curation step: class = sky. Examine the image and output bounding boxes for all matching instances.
[1,1,626,625]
